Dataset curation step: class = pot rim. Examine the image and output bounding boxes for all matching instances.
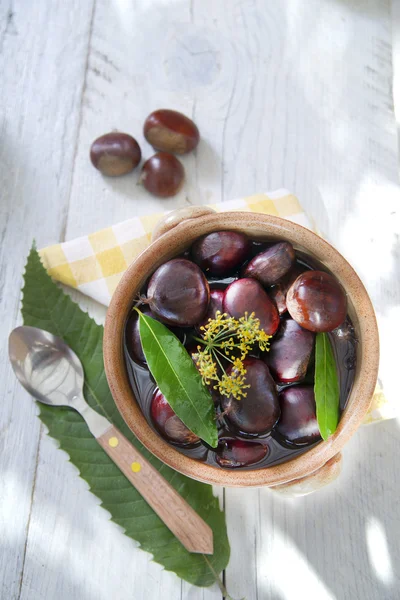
[104,212,379,487]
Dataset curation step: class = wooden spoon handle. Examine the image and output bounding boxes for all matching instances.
[97,424,213,555]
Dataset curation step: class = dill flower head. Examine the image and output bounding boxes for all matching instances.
[193,311,271,400]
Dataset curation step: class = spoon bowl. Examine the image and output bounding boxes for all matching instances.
[9,326,84,407]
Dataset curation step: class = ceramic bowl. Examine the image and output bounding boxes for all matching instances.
[104,207,379,490]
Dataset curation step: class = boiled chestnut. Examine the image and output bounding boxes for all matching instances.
[223,278,280,336]
[286,270,347,332]
[140,152,184,197]
[216,438,268,468]
[144,109,200,155]
[90,132,141,176]
[264,319,315,384]
[221,358,280,434]
[151,389,200,445]
[147,258,210,326]
[275,385,321,446]
[191,231,250,276]
[244,242,295,286]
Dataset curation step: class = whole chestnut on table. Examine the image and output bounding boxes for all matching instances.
[144,109,200,154]
[140,152,185,198]
[90,132,141,176]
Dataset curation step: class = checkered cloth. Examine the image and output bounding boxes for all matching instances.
[39,190,391,424]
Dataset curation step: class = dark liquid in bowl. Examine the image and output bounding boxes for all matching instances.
[124,242,357,470]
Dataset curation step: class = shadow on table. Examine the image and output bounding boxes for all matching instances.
[225,418,400,600]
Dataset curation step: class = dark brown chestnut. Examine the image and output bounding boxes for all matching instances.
[140,152,184,198]
[243,242,296,286]
[197,288,225,330]
[144,109,200,154]
[264,319,315,384]
[275,385,321,446]
[147,258,210,326]
[151,389,200,445]
[216,438,268,468]
[90,132,141,176]
[191,231,250,276]
[269,264,308,315]
[221,358,280,435]
[223,278,280,336]
[286,270,347,332]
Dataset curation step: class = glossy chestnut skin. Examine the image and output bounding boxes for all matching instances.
[216,438,268,468]
[147,258,210,326]
[125,305,158,364]
[264,319,315,384]
[197,288,225,330]
[125,306,184,364]
[221,358,280,434]
[144,109,200,155]
[269,264,307,315]
[223,278,280,336]
[275,385,321,446]
[151,389,200,445]
[191,231,250,276]
[140,152,184,197]
[90,132,141,176]
[244,242,295,286]
[286,270,347,332]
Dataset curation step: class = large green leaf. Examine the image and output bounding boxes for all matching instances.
[138,311,218,447]
[314,332,340,440]
[21,247,230,587]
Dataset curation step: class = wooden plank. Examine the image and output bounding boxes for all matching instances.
[0,0,94,598]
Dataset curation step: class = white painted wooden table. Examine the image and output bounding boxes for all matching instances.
[1,1,400,599]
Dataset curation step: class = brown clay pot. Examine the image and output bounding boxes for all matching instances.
[104,207,379,489]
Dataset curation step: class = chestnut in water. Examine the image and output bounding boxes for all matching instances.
[140,152,184,197]
[223,278,280,336]
[144,109,200,155]
[286,270,347,332]
[125,305,183,364]
[151,389,200,445]
[197,288,225,330]
[243,242,295,286]
[269,264,308,315]
[216,438,268,468]
[264,319,315,384]
[147,258,210,326]
[275,385,321,446]
[191,231,250,276]
[90,132,141,176]
[221,358,280,434]
[125,305,157,364]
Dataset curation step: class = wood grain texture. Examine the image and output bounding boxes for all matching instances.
[1,0,400,599]
[0,1,94,598]
[97,425,214,555]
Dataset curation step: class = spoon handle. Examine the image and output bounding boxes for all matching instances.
[97,424,213,555]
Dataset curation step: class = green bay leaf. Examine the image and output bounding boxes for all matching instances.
[21,246,229,587]
[314,332,340,440]
[138,312,218,448]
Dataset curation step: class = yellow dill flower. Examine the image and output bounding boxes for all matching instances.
[218,371,250,400]
[193,310,271,400]
[193,349,219,384]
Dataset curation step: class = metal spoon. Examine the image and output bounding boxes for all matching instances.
[8,326,213,555]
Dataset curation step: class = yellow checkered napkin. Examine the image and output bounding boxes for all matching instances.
[39,189,391,424]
